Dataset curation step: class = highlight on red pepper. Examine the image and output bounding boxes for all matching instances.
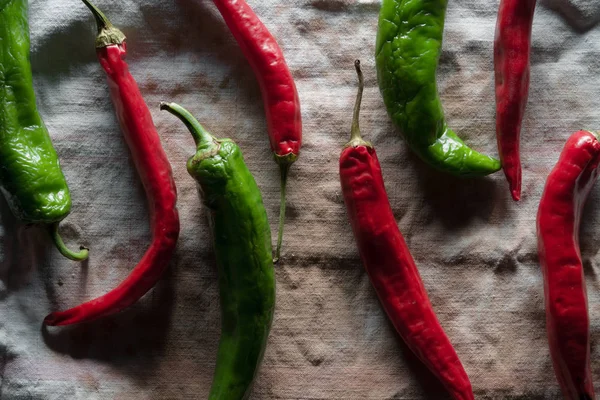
[212,0,302,263]
[340,60,474,400]
[537,130,600,400]
[494,0,536,201]
[44,0,180,326]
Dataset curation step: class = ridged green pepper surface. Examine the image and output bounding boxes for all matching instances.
[0,0,87,260]
[376,0,501,177]
[163,103,275,400]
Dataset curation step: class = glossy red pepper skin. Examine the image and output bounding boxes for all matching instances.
[44,2,180,326]
[494,0,536,201]
[212,0,302,261]
[340,61,473,400]
[213,0,301,159]
[537,130,600,400]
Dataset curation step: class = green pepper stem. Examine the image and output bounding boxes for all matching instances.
[81,0,126,48]
[273,162,290,264]
[81,0,109,32]
[350,59,364,143]
[160,102,215,147]
[49,223,89,262]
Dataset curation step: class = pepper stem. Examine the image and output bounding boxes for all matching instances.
[160,102,215,147]
[350,60,364,143]
[81,0,126,48]
[273,162,290,264]
[49,223,89,262]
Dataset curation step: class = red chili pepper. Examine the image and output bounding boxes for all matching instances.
[494,0,536,201]
[537,130,600,400]
[43,0,180,326]
[212,0,302,262]
[340,61,473,400]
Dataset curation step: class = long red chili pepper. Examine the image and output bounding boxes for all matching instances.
[537,130,600,400]
[43,0,180,326]
[494,0,536,201]
[340,61,473,400]
[212,0,302,262]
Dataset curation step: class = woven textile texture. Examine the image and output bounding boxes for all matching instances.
[1,0,600,398]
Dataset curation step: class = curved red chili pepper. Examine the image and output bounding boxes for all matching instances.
[537,130,600,400]
[212,0,302,262]
[44,1,180,326]
[494,0,536,201]
[340,61,473,400]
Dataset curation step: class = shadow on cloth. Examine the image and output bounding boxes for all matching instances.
[579,182,600,279]
[31,19,96,79]
[0,194,52,298]
[338,266,455,399]
[382,303,454,400]
[406,149,506,231]
[40,261,176,380]
[171,0,261,95]
[168,0,244,64]
[540,0,600,33]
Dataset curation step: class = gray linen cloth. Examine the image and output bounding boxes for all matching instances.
[1,0,600,398]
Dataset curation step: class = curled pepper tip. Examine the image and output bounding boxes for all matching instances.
[511,190,521,202]
[42,313,59,326]
[49,223,89,262]
[43,312,72,327]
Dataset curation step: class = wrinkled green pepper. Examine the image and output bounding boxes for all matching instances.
[376,0,501,177]
[162,102,275,400]
[0,0,87,260]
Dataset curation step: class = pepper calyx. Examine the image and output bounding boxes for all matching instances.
[274,152,298,166]
[190,142,222,164]
[344,138,372,149]
[82,0,126,48]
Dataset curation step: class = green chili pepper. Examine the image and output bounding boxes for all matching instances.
[161,102,275,399]
[376,0,501,177]
[0,0,87,260]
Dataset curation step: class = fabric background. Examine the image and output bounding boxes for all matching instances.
[1,0,600,398]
